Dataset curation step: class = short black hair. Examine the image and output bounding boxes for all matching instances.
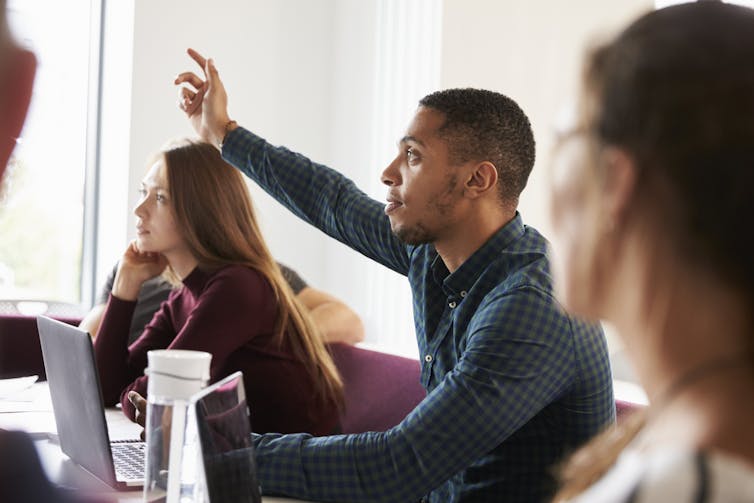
[419,88,535,203]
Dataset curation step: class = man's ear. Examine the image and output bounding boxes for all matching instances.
[464,161,498,199]
[0,47,36,176]
[601,147,637,227]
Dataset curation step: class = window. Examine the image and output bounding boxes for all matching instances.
[0,0,101,307]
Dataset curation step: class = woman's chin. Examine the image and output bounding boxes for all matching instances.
[135,238,155,253]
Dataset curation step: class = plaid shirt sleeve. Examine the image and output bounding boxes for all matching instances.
[250,286,578,502]
[222,127,411,275]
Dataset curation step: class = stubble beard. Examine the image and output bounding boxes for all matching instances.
[392,174,460,245]
[393,224,434,245]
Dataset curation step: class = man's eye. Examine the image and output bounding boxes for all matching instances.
[406,148,419,162]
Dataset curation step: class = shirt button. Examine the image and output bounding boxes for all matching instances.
[424,354,433,363]
[460,290,467,297]
[449,301,457,308]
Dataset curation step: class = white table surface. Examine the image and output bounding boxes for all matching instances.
[0,381,307,502]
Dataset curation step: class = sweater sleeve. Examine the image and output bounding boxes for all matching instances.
[93,289,178,415]
[92,294,142,406]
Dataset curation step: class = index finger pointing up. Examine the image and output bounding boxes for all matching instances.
[187,48,208,73]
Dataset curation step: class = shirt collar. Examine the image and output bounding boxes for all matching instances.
[434,212,525,296]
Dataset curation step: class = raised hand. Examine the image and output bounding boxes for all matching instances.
[175,48,232,147]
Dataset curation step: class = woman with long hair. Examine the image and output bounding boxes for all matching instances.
[93,140,342,436]
[549,2,754,501]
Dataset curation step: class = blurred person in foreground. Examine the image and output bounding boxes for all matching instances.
[550,2,754,501]
[0,0,35,175]
[0,2,75,503]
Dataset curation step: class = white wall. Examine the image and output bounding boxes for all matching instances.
[98,0,340,293]
[99,0,652,356]
[441,0,652,239]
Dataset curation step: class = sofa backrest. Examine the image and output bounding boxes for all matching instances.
[327,343,426,434]
[0,315,80,380]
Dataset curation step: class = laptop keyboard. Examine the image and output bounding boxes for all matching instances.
[111,441,146,481]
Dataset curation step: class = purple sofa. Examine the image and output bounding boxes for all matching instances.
[328,343,426,433]
[0,315,80,380]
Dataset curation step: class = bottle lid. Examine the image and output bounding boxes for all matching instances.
[146,349,212,400]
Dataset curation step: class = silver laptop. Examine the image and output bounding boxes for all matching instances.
[37,315,145,490]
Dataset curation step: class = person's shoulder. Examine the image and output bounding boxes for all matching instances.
[140,275,174,298]
[478,264,555,315]
[206,265,271,296]
[704,450,754,500]
[470,284,571,346]
[633,447,754,502]
[577,447,754,503]
[276,262,307,292]
[194,265,275,312]
[210,264,266,282]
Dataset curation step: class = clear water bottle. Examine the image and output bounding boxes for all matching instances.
[143,349,212,503]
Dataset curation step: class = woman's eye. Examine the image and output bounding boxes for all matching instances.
[156,194,166,203]
[138,188,147,197]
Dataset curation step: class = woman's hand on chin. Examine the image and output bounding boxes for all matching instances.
[112,241,169,300]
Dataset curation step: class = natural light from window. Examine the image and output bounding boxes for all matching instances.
[0,0,94,305]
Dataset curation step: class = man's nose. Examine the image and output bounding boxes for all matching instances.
[381,156,401,186]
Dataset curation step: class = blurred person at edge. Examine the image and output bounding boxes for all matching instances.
[0,2,77,503]
[550,2,754,502]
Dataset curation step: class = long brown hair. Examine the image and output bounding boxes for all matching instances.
[159,139,343,408]
[555,2,754,500]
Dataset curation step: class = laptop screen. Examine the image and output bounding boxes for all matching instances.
[36,315,122,487]
[188,371,260,503]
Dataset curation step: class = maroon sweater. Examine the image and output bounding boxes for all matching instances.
[93,264,339,436]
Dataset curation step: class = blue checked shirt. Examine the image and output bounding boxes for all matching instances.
[223,127,614,503]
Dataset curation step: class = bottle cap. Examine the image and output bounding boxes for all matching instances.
[146,349,212,400]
